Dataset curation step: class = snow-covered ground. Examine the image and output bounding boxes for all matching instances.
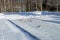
[0,12,60,40]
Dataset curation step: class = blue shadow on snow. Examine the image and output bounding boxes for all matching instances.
[8,20,40,40]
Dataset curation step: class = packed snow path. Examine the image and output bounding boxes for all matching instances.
[0,19,40,40]
[9,18,60,40]
[0,12,60,40]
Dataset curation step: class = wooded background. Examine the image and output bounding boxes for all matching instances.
[0,0,60,12]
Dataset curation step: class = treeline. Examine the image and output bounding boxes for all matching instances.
[0,0,60,12]
[42,2,57,11]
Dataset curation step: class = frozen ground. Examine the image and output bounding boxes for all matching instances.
[0,12,60,40]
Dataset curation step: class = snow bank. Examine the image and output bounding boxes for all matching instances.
[0,12,59,20]
[0,12,41,20]
[0,13,5,19]
[42,11,60,16]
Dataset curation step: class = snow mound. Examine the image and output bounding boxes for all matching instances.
[0,13,5,19]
